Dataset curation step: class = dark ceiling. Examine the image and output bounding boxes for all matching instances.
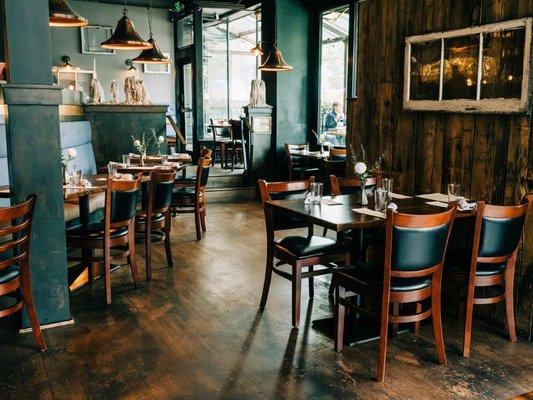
[76,0,259,9]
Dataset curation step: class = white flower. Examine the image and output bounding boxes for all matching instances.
[133,140,141,147]
[354,162,367,175]
[158,135,165,144]
[67,148,77,158]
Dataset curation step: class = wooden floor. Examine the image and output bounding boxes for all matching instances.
[0,201,532,400]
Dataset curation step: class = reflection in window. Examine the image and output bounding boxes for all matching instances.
[204,24,228,129]
[409,41,440,100]
[320,5,349,147]
[177,15,194,48]
[481,29,524,99]
[442,35,479,100]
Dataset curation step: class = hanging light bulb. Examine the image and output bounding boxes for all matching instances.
[133,4,171,64]
[49,0,88,27]
[259,2,292,72]
[101,1,152,51]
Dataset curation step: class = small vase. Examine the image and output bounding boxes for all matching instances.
[360,179,368,206]
[140,153,146,167]
[320,143,325,154]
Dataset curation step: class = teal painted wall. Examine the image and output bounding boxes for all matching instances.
[50,1,176,115]
[262,0,311,179]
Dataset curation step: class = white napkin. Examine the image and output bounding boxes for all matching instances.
[352,208,385,218]
[390,193,412,199]
[416,193,450,202]
[387,203,398,212]
[426,201,448,208]
[457,196,477,211]
[114,173,134,181]
[321,198,343,206]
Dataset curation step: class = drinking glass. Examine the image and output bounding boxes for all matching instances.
[310,182,323,204]
[448,183,462,203]
[380,178,393,202]
[108,162,118,177]
[170,147,177,155]
[374,188,388,212]
[160,154,168,164]
[303,144,309,153]
[73,170,83,186]
[122,154,131,166]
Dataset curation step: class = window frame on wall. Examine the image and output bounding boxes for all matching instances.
[403,18,532,113]
[315,1,358,138]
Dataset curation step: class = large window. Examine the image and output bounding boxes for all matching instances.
[319,5,350,146]
[203,11,261,138]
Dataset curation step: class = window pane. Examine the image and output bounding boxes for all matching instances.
[177,15,194,48]
[203,24,229,136]
[442,35,479,100]
[481,28,524,99]
[409,40,440,100]
[320,5,349,146]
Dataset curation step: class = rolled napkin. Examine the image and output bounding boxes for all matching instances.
[457,196,477,211]
[387,202,398,212]
[79,178,92,188]
[113,173,134,181]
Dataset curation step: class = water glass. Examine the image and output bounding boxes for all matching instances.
[122,154,131,166]
[310,182,323,204]
[374,188,388,212]
[160,154,168,164]
[380,178,393,202]
[303,144,309,153]
[448,183,462,203]
[73,170,83,186]
[108,162,118,177]
[170,147,177,155]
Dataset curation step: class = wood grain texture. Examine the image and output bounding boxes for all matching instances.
[348,0,533,334]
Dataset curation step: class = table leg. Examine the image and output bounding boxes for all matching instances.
[78,195,90,227]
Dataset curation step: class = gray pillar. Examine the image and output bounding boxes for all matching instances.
[1,0,71,325]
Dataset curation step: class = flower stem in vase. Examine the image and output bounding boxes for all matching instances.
[360,179,368,206]
[320,143,324,155]
[140,153,145,167]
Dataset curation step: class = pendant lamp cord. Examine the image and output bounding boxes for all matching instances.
[273,0,277,46]
[148,1,153,39]
[123,0,127,15]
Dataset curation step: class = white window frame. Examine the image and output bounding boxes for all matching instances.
[403,17,532,113]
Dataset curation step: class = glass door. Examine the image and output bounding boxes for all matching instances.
[177,58,194,152]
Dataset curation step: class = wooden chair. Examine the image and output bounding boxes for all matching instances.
[66,175,142,305]
[210,119,232,168]
[175,147,212,184]
[334,205,456,382]
[135,170,176,281]
[330,175,378,197]
[0,195,46,351]
[171,156,211,240]
[227,119,245,171]
[323,147,348,184]
[258,178,350,328]
[453,195,531,358]
[285,143,320,181]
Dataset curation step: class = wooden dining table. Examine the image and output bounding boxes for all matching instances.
[266,193,476,345]
[290,149,330,161]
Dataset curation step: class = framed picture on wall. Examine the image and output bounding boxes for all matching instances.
[81,26,115,55]
[144,53,172,74]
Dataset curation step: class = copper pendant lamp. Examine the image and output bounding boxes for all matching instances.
[259,2,293,72]
[250,42,264,56]
[101,2,152,51]
[49,0,88,27]
[132,5,171,64]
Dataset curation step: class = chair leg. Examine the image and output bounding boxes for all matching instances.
[145,226,152,281]
[377,290,391,382]
[200,210,207,232]
[462,279,476,358]
[292,265,302,328]
[504,266,517,342]
[21,268,46,351]
[259,247,274,310]
[391,303,399,338]
[322,227,328,237]
[194,208,202,240]
[432,288,447,365]
[414,302,422,333]
[308,265,314,298]
[164,217,173,268]
[334,285,346,352]
[128,227,140,287]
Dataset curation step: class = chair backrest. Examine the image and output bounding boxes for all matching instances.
[105,174,142,229]
[0,195,36,276]
[386,205,456,278]
[210,119,231,139]
[258,178,314,233]
[329,147,347,161]
[329,175,377,196]
[195,156,212,191]
[229,119,242,142]
[200,147,213,159]
[472,196,530,263]
[146,170,175,214]
[285,143,308,164]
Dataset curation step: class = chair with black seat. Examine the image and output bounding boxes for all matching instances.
[0,195,46,351]
[258,178,350,328]
[285,143,320,181]
[171,155,211,240]
[228,119,245,171]
[323,147,347,185]
[174,147,212,184]
[334,205,456,382]
[453,195,531,358]
[210,119,232,168]
[135,171,175,281]
[66,175,142,305]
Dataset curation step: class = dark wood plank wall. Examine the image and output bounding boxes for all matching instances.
[347,0,533,335]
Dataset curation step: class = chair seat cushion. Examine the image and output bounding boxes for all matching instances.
[337,264,431,292]
[136,213,165,223]
[0,265,20,284]
[276,235,345,258]
[293,166,320,174]
[66,222,128,240]
[172,188,196,198]
[476,263,506,276]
